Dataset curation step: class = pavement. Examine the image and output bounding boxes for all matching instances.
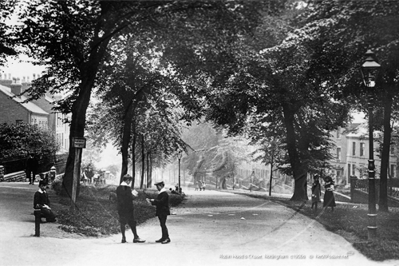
[0,182,398,266]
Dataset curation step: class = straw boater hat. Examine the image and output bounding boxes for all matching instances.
[154,181,164,186]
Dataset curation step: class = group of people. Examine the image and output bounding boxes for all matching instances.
[195,180,206,191]
[116,174,171,244]
[81,166,106,185]
[311,174,336,212]
[32,172,172,245]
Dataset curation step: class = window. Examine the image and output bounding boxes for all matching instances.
[352,142,356,156]
[360,143,365,156]
[348,164,351,178]
[391,165,396,178]
[337,147,341,161]
[391,145,395,155]
[336,128,340,139]
[352,164,356,175]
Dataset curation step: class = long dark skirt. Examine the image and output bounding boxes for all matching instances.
[323,190,336,207]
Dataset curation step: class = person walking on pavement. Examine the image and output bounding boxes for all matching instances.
[26,153,39,185]
[311,174,321,211]
[146,181,171,244]
[323,175,336,212]
[33,181,56,222]
[116,174,145,244]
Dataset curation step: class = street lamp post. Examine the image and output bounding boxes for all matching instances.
[360,49,381,240]
[178,152,182,193]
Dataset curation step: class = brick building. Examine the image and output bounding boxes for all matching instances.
[0,75,70,153]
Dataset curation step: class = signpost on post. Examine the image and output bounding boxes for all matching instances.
[71,137,86,210]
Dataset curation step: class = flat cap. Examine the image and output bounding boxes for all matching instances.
[122,174,133,180]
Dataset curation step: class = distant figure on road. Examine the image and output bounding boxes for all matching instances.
[196,180,202,191]
[26,153,38,185]
[116,174,145,244]
[323,175,336,212]
[146,181,171,244]
[33,181,56,222]
[311,175,321,211]
[85,165,94,184]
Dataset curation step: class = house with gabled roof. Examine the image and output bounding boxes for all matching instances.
[0,75,70,153]
[0,81,49,128]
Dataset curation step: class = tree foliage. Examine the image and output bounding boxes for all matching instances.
[12,0,268,196]
[298,0,399,209]
[0,123,58,161]
[0,0,17,66]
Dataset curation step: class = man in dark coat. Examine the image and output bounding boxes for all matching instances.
[33,181,56,222]
[116,174,145,243]
[147,181,171,244]
[26,154,39,185]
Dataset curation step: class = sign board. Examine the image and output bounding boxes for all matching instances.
[72,137,86,148]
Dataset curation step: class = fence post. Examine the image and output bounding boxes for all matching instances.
[350,175,357,202]
[34,210,41,237]
[0,165,4,182]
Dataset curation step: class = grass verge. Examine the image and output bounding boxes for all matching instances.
[229,190,399,261]
[273,198,399,261]
[50,182,185,237]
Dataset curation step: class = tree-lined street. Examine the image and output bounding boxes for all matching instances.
[0,182,395,266]
[2,1,399,264]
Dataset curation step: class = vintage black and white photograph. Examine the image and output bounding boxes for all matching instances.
[0,1,398,266]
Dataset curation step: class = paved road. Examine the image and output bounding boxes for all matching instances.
[0,182,397,266]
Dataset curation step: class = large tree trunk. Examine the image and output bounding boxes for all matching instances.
[282,103,308,201]
[63,72,98,197]
[62,4,113,197]
[379,91,393,212]
[120,107,134,183]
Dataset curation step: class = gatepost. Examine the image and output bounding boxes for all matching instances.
[350,175,358,202]
[0,165,4,182]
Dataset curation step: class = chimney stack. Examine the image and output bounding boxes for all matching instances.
[0,73,12,87]
[10,78,23,97]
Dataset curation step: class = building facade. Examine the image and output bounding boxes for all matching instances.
[330,123,397,186]
[0,75,70,154]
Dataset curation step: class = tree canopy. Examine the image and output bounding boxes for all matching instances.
[0,123,58,161]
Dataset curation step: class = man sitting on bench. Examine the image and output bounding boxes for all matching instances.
[33,181,56,222]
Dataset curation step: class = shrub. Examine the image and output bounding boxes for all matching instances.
[51,184,185,236]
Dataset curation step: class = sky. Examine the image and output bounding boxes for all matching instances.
[0,55,45,81]
[1,9,45,81]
